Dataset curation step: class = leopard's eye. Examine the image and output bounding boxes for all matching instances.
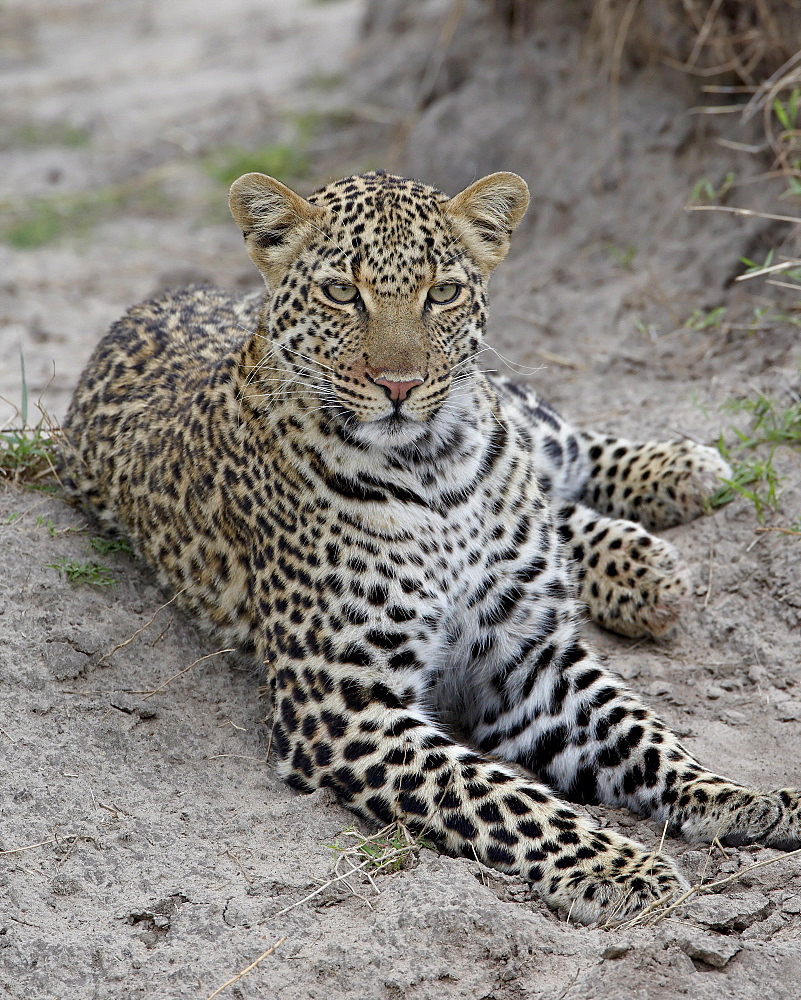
[427,282,461,304]
[323,283,360,304]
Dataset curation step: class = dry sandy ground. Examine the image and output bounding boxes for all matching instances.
[2,1,801,998]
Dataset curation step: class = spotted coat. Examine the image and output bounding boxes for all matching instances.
[61,170,801,924]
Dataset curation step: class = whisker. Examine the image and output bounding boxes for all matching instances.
[482,343,546,376]
[279,344,338,375]
[450,346,497,373]
[246,368,330,389]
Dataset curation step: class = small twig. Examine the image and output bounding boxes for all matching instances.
[149,613,175,647]
[415,0,466,108]
[206,754,266,764]
[703,542,715,609]
[553,967,581,1000]
[765,279,801,292]
[99,589,186,664]
[669,426,707,446]
[657,819,669,856]
[138,648,235,701]
[688,0,725,67]
[755,525,801,536]
[734,258,801,282]
[533,347,584,370]
[0,837,57,856]
[203,937,286,1000]
[98,801,127,818]
[686,204,801,225]
[265,696,279,760]
[689,104,744,115]
[609,0,641,175]
[618,845,801,929]
[712,837,729,859]
[0,723,16,742]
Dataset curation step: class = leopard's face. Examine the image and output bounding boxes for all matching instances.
[230,170,529,444]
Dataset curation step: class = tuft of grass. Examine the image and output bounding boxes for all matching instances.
[308,71,346,91]
[203,143,310,188]
[1,350,60,488]
[46,557,117,588]
[727,391,801,447]
[274,823,433,918]
[689,172,735,205]
[89,536,133,556]
[36,515,57,537]
[771,86,801,201]
[709,386,801,519]
[603,241,636,268]
[2,174,172,249]
[329,824,434,874]
[3,121,91,150]
[773,87,801,132]
[708,446,781,519]
[0,423,58,485]
[685,306,725,331]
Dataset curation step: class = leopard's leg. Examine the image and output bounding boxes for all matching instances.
[491,377,730,527]
[492,379,725,636]
[555,501,688,638]
[272,656,688,925]
[462,624,801,854]
[578,430,731,530]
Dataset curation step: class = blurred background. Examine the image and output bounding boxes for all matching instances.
[2,0,800,429]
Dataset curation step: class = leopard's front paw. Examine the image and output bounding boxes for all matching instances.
[635,442,731,530]
[536,831,689,925]
[577,522,689,638]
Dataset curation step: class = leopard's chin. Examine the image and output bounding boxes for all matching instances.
[348,411,432,448]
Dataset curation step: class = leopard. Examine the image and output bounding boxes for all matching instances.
[59,168,801,925]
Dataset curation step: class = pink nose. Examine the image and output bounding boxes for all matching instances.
[371,377,425,401]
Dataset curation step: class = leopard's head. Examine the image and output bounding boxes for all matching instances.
[229,169,528,444]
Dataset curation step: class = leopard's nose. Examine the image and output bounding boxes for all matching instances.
[368,372,426,401]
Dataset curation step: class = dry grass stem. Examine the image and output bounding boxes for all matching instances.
[533,347,585,370]
[766,279,801,293]
[274,823,425,918]
[136,648,235,701]
[203,936,286,1000]
[735,258,801,282]
[99,588,186,664]
[743,49,801,123]
[614,845,801,930]
[206,754,265,764]
[687,204,801,225]
[0,837,57,856]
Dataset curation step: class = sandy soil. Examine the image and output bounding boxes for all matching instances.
[2,1,801,998]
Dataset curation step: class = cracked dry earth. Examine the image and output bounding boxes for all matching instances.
[2,1,801,998]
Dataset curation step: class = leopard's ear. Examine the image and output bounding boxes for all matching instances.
[229,173,326,287]
[444,172,529,274]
